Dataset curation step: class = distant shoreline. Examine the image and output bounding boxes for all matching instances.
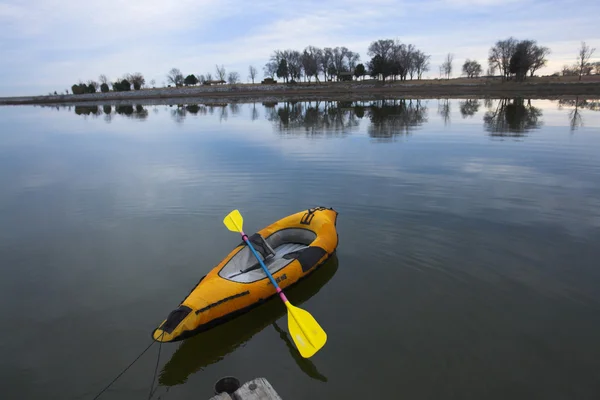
[2,78,600,106]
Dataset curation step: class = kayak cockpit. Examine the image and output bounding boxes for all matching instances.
[219,228,316,283]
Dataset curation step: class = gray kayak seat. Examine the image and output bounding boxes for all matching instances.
[219,228,317,284]
[246,232,276,260]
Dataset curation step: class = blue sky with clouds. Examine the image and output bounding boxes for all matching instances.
[0,0,599,96]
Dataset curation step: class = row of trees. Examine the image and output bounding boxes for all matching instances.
[366,40,431,81]
[161,39,591,86]
[258,38,596,83]
[70,73,153,95]
[263,46,362,82]
[488,37,550,81]
[64,39,597,95]
[560,42,597,79]
[562,61,600,77]
[259,41,433,83]
[166,66,245,87]
[487,39,598,81]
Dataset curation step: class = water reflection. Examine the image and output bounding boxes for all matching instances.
[34,98,570,139]
[265,100,359,135]
[271,321,327,382]
[74,105,101,116]
[116,104,148,120]
[167,103,242,123]
[74,104,150,122]
[157,255,338,386]
[367,99,428,139]
[251,103,260,121]
[556,97,600,132]
[459,99,481,118]
[483,98,543,137]
[260,99,428,138]
[437,99,451,125]
[69,102,247,124]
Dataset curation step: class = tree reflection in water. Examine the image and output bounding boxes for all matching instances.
[437,99,451,125]
[102,105,112,123]
[266,99,428,139]
[74,104,149,122]
[169,103,228,123]
[266,100,360,136]
[366,99,428,139]
[74,105,101,116]
[459,99,481,118]
[557,97,600,132]
[483,98,543,137]
[251,102,260,121]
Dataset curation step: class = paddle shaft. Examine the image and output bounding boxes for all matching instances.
[224,210,326,357]
[240,232,289,303]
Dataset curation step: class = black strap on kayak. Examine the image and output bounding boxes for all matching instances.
[300,206,331,225]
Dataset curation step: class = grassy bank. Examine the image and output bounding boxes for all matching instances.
[2,76,600,106]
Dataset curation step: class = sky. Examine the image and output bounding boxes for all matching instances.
[0,0,599,96]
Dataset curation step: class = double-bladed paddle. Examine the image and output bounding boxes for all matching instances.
[223,209,327,358]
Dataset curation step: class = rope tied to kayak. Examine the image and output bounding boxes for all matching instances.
[91,331,165,400]
[147,332,164,399]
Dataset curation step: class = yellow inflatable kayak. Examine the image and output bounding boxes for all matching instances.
[152,206,339,343]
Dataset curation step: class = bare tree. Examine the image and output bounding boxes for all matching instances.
[286,50,303,81]
[395,43,415,80]
[529,45,551,76]
[414,50,430,79]
[205,72,213,82]
[562,65,577,76]
[264,50,285,80]
[509,41,534,81]
[438,99,451,125]
[302,46,322,82]
[98,74,108,85]
[227,71,240,84]
[367,39,395,81]
[442,53,454,79]
[332,47,352,75]
[577,41,596,81]
[368,39,395,61]
[320,47,334,81]
[263,61,277,78]
[216,64,226,81]
[86,80,99,90]
[150,79,156,87]
[127,72,145,89]
[347,51,360,70]
[488,37,518,80]
[462,59,482,78]
[167,68,184,86]
[248,65,257,83]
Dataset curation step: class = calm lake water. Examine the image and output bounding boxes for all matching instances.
[1,97,600,400]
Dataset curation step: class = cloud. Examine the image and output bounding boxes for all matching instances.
[0,0,599,95]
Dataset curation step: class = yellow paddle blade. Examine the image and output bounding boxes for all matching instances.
[285,302,327,358]
[223,209,243,233]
